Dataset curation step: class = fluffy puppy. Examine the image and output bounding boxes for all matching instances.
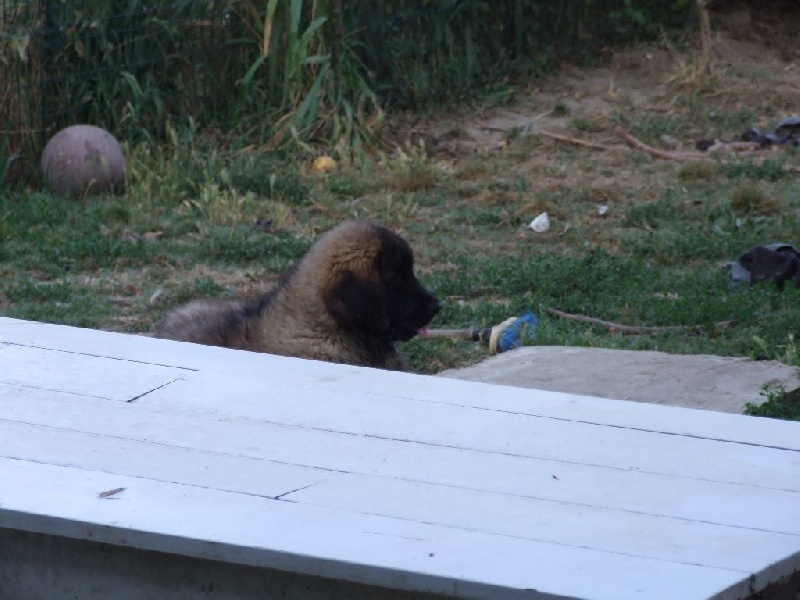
[153,221,440,370]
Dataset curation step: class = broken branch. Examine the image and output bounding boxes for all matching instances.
[614,128,710,162]
[615,128,800,173]
[546,307,734,336]
[539,130,615,151]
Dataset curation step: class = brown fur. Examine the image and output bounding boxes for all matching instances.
[153,221,440,370]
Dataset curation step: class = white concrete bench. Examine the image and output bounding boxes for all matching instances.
[0,316,798,600]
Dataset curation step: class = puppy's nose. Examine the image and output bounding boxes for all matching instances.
[428,297,441,316]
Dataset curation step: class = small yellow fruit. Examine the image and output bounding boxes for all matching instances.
[312,156,337,173]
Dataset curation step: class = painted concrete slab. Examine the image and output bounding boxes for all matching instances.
[1,317,799,600]
[440,346,800,414]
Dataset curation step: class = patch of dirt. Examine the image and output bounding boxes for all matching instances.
[382,14,799,157]
[373,18,800,267]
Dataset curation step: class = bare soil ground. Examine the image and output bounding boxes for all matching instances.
[384,3,800,176]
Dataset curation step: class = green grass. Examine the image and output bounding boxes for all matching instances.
[745,386,800,421]
[2,86,800,420]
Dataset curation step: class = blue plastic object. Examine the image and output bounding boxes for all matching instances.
[496,313,539,353]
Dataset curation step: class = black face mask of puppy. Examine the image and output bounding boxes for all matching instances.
[325,234,440,342]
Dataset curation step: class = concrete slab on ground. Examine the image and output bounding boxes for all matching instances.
[440,347,799,414]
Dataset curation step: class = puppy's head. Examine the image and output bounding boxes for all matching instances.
[319,222,440,342]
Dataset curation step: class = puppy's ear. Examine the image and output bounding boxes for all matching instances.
[325,272,388,333]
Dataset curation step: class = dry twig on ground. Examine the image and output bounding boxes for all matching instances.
[614,128,710,162]
[539,130,615,151]
[615,128,800,173]
[546,307,734,336]
[706,141,762,154]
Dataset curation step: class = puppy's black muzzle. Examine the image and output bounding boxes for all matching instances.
[422,294,441,323]
[392,283,440,342]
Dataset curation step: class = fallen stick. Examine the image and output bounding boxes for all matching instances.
[546,307,734,336]
[614,128,710,162]
[706,141,762,154]
[615,127,800,173]
[539,130,615,151]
